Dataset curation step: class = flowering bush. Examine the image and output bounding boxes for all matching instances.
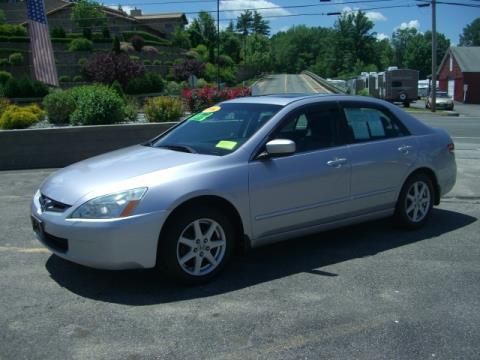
[181,86,251,112]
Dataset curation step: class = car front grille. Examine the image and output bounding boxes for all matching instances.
[39,194,71,213]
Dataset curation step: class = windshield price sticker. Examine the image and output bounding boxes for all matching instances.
[203,106,221,113]
[189,112,213,122]
[215,140,237,150]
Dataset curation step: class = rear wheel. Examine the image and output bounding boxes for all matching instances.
[395,173,434,229]
[158,206,234,284]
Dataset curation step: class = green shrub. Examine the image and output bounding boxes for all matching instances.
[73,75,83,82]
[3,77,20,97]
[8,53,23,65]
[69,85,125,125]
[153,59,162,65]
[0,70,12,84]
[0,104,44,129]
[122,31,169,44]
[143,59,152,65]
[124,72,164,94]
[0,24,27,37]
[77,57,88,66]
[59,75,70,83]
[196,78,208,88]
[43,90,76,124]
[0,97,10,116]
[51,26,66,38]
[68,38,93,52]
[31,80,49,97]
[129,55,140,61]
[123,97,138,122]
[110,80,124,98]
[18,76,34,96]
[356,88,370,96]
[144,96,183,123]
[0,58,9,66]
[165,81,182,95]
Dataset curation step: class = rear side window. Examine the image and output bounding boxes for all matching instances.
[343,107,408,143]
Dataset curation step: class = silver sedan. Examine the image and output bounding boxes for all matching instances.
[31,94,456,284]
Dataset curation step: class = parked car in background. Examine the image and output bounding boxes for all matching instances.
[31,94,457,284]
[426,91,454,110]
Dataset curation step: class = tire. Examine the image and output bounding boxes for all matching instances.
[157,206,235,284]
[395,173,434,230]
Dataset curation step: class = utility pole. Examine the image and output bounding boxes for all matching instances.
[216,0,220,90]
[431,0,437,112]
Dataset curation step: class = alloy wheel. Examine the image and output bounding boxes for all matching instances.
[176,218,227,276]
[405,181,431,223]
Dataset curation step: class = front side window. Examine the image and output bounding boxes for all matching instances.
[150,103,282,155]
[272,104,341,153]
[343,106,408,142]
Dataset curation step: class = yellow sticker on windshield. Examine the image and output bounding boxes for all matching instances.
[215,140,237,150]
[203,105,221,113]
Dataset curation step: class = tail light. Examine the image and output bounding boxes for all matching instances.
[447,143,455,154]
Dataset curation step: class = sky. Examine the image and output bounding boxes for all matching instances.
[108,0,479,45]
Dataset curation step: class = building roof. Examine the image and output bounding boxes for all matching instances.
[134,12,188,24]
[439,47,480,73]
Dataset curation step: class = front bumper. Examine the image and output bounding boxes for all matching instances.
[31,193,167,270]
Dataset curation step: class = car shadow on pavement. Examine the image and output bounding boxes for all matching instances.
[45,208,476,305]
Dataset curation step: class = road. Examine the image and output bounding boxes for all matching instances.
[0,112,479,359]
[252,73,331,95]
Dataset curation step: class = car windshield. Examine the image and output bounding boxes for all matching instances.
[436,92,450,98]
[148,103,282,156]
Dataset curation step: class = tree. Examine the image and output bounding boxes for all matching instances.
[373,38,394,71]
[171,26,191,49]
[391,27,418,67]
[173,59,205,81]
[71,0,107,39]
[187,11,217,56]
[236,10,254,36]
[0,9,5,24]
[459,18,480,46]
[252,11,270,36]
[334,10,376,76]
[220,30,241,63]
[244,34,271,74]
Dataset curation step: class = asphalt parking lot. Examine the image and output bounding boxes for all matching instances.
[1,112,480,359]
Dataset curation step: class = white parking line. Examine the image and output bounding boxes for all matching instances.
[0,246,50,254]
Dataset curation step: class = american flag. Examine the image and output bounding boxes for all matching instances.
[26,0,59,86]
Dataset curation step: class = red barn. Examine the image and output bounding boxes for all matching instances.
[437,47,480,104]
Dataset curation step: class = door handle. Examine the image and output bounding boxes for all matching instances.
[327,158,347,167]
[398,145,413,154]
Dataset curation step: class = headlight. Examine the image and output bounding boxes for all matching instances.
[70,188,147,219]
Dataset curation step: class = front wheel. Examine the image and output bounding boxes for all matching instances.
[158,206,235,284]
[395,173,434,229]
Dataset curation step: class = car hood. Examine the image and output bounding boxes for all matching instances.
[435,98,452,103]
[40,145,215,205]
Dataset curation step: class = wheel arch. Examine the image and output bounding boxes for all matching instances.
[401,167,441,205]
[158,195,247,256]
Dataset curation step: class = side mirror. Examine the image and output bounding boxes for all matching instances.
[263,139,296,158]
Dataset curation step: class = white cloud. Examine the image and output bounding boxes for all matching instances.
[366,11,387,22]
[108,5,135,14]
[220,0,291,18]
[376,33,389,41]
[398,20,420,30]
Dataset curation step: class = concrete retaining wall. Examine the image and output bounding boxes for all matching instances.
[0,122,176,170]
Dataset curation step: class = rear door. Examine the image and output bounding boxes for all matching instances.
[339,101,417,213]
[248,102,351,241]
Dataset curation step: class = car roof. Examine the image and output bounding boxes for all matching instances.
[223,93,394,107]
[224,93,340,106]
